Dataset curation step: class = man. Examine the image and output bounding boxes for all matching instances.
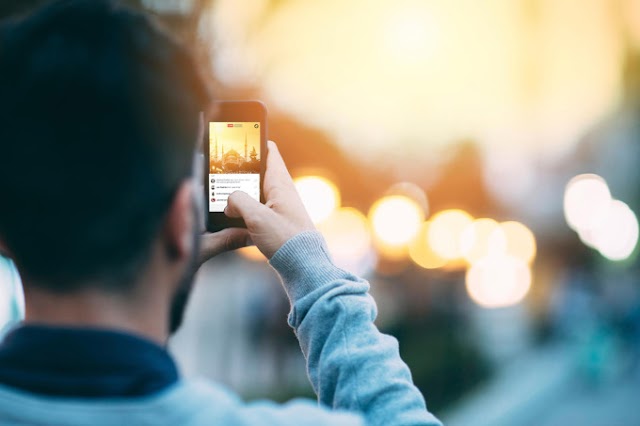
[0,1,441,425]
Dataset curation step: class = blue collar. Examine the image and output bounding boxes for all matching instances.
[0,325,179,398]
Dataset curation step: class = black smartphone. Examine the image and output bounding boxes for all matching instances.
[204,101,267,232]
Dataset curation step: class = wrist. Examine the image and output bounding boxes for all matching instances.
[268,231,350,303]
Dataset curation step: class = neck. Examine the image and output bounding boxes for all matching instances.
[22,283,170,345]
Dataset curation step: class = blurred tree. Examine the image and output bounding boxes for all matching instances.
[384,311,491,413]
[428,140,498,218]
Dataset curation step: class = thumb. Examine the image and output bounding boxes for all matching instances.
[225,190,264,222]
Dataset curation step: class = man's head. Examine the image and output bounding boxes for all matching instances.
[0,0,209,334]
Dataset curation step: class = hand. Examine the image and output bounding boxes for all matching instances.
[197,228,251,267]
[225,140,315,259]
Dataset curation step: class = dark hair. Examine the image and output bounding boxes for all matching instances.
[0,0,210,291]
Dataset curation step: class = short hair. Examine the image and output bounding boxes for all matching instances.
[0,0,210,291]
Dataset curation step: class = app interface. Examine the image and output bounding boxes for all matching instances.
[208,122,260,212]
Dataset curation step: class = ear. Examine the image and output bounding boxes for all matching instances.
[163,180,194,261]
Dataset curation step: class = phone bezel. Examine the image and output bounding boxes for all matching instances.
[204,101,267,232]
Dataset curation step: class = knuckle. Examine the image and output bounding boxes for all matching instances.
[245,208,268,228]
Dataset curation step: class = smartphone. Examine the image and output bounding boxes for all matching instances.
[204,101,267,232]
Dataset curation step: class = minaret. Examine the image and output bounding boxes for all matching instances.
[244,132,248,160]
[213,133,218,161]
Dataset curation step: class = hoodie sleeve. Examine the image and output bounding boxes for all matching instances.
[269,231,442,426]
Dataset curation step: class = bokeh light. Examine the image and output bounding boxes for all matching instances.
[369,195,425,248]
[459,218,502,264]
[496,221,537,265]
[386,182,429,216]
[428,209,473,260]
[564,174,639,261]
[564,174,611,232]
[409,222,448,269]
[465,254,532,309]
[318,207,372,273]
[294,176,340,224]
[588,200,639,261]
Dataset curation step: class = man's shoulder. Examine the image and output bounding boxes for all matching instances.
[0,379,361,426]
[0,380,233,425]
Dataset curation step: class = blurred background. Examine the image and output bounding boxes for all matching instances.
[2,0,640,424]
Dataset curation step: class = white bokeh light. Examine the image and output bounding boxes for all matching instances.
[294,176,340,224]
[427,209,473,260]
[369,195,424,247]
[466,254,532,309]
[590,200,639,261]
[460,218,502,264]
[564,174,611,232]
[564,174,639,261]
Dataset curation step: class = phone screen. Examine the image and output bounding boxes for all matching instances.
[208,121,261,212]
